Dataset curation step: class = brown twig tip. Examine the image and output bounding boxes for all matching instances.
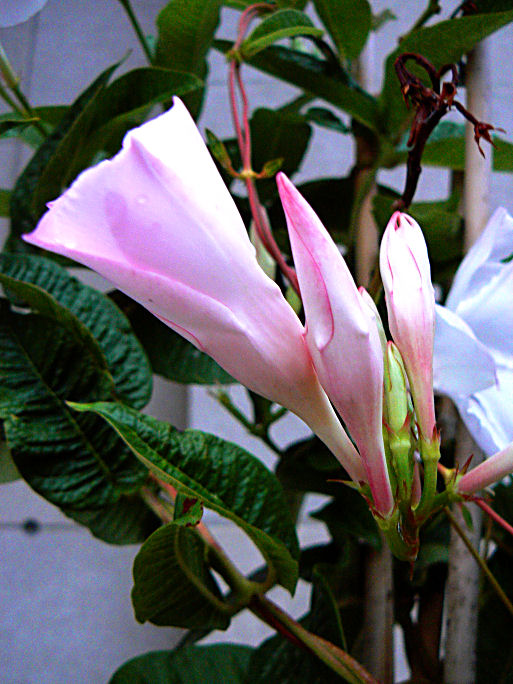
[394,52,501,208]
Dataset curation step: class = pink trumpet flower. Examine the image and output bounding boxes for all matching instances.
[380,212,437,442]
[277,172,394,517]
[23,97,365,484]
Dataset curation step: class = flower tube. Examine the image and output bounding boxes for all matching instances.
[277,172,393,517]
[457,442,513,495]
[380,212,437,443]
[23,97,365,483]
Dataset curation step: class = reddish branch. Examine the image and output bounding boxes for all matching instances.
[394,52,502,209]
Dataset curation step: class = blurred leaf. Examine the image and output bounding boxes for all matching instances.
[380,9,513,138]
[241,9,323,58]
[312,494,381,550]
[371,8,396,31]
[155,0,221,117]
[0,438,19,483]
[174,493,204,526]
[312,0,371,60]
[0,189,10,217]
[118,296,234,384]
[304,106,351,133]
[70,401,300,593]
[8,62,120,247]
[206,128,237,174]
[131,522,233,629]
[0,116,38,136]
[110,644,252,684]
[0,254,152,409]
[214,40,380,132]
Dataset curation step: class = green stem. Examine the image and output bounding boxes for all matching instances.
[444,506,513,619]
[379,510,418,562]
[415,438,441,521]
[250,595,379,684]
[117,0,154,63]
[408,0,441,34]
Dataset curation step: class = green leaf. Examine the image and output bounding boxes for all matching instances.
[241,9,323,58]
[0,438,20,483]
[66,494,159,545]
[312,0,371,60]
[69,401,300,592]
[174,493,204,526]
[205,128,236,173]
[380,9,513,137]
[0,116,38,136]
[0,189,11,217]
[214,40,380,132]
[110,644,253,684]
[304,106,351,133]
[371,8,396,31]
[0,300,146,510]
[131,522,233,628]
[155,0,221,117]
[120,297,233,384]
[0,106,68,148]
[0,254,152,409]
[8,62,120,246]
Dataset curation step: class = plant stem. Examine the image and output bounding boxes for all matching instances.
[117,0,154,63]
[444,506,513,619]
[407,0,441,35]
[249,594,379,684]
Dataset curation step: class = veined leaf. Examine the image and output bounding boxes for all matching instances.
[131,522,233,628]
[70,401,300,592]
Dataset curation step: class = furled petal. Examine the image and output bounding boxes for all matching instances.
[277,172,393,516]
[24,98,365,483]
[380,212,436,441]
[457,441,513,494]
[446,208,513,311]
[0,0,47,27]
[433,304,497,399]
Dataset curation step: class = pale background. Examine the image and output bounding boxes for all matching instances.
[0,1,511,682]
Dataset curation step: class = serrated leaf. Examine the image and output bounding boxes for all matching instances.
[132,522,233,628]
[155,0,221,117]
[215,40,380,132]
[0,254,152,408]
[69,401,300,592]
[109,644,253,684]
[0,301,146,510]
[241,9,323,58]
[380,9,513,137]
[313,0,371,60]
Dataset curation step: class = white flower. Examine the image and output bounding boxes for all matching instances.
[434,209,513,455]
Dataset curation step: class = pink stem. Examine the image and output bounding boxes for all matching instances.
[473,497,513,539]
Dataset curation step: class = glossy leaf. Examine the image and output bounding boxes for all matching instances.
[155,0,221,116]
[312,0,371,60]
[214,40,380,132]
[0,254,152,409]
[131,522,233,628]
[110,644,252,684]
[241,9,323,58]
[69,401,300,592]
[0,301,146,510]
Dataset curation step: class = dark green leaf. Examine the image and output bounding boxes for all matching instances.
[313,0,371,59]
[67,494,159,544]
[0,189,11,217]
[312,495,381,550]
[0,106,68,148]
[380,9,513,137]
[0,116,38,136]
[304,106,351,133]
[120,297,233,384]
[131,522,233,628]
[69,401,300,592]
[0,438,19,483]
[214,40,380,132]
[0,254,152,409]
[0,301,146,510]
[155,0,221,117]
[110,644,253,684]
[241,9,323,58]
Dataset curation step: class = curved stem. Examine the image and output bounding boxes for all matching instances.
[249,595,379,684]
[117,0,154,63]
